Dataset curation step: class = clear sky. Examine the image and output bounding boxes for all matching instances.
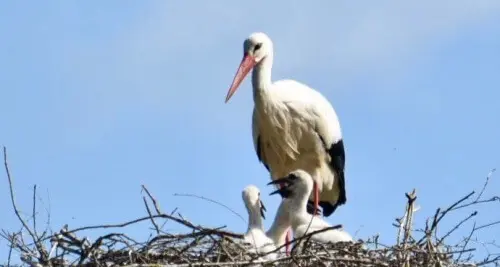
[1,0,500,263]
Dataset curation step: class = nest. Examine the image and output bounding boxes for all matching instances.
[2,147,500,267]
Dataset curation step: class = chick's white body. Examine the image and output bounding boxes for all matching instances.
[242,185,277,260]
[277,170,353,243]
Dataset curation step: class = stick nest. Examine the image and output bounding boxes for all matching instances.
[2,147,500,267]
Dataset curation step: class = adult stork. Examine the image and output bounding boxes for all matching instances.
[224,32,347,218]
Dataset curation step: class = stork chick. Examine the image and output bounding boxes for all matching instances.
[269,170,353,244]
[242,185,277,260]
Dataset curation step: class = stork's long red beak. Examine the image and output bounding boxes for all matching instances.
[225,54,256,103]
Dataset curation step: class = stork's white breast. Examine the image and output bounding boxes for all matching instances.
[253,80,341,200]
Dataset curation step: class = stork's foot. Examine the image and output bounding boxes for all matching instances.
[319,201,338,217]
[308,201,339,217]
[307,201,322,216]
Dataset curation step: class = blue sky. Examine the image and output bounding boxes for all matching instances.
[1,0,500,263]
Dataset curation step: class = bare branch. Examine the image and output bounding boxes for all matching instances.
[476,168,496,202]
[143,196,161,235]
[3,146,48,264]
[32,184,38,242]
[173,193,246,224]
[141,185,162,215]
[437,211,477,246]
[475,220,500,232]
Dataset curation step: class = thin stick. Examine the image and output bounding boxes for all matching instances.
[476,168,496,202]
[3,147,34,238]
[159,207,178,231]
[7,233,15,267]
[173,193,246,224]
[3,146,47,262]
[475,220,500,231]
[39,187,52,240]
[417,191,475,245]
[32,185,38,242]
[457,222,476,262]
[45,214,243,240]
[141,185,162,215]
[143,196,160,235]
[260,225,343,258]
[437,211,477,247]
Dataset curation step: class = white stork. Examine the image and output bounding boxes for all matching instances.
[241,185,278,260]
[269,170,353,244]
[224,32,347,218]
[265,179,322,253]
[264,191,291,253]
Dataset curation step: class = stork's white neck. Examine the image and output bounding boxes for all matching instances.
[252,55,273,103]
[290,188,312,220]
[266,202,290,247]
[246,205,263,231]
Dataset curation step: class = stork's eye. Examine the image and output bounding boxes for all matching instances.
[289,174,298,180]
[254,43,262,52]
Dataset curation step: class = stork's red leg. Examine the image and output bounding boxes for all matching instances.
[285,227,291,256]
[313,182,319,217]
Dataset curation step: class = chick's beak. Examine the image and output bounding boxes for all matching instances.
[259,200,266,219]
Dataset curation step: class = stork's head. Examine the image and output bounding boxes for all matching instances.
[242,185,267,219]
[268,170,314,199]
[225,32,273,103]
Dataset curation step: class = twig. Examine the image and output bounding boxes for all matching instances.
[451,170,499,211]
[261,225,343,258]
[457,222,476,262]
[417,191,475,245]
[452,196,500,211]
[39,187,52,241]
[476,168,496,202]
[3,147,34,238]
[475,220,500,231]
[477,255,500,266]
[7,232,15,267]
[3,146,47,263]
[159,207,178,231]
[32,185,38,242]
[173,193,246,224]
[43,213,243,241]
[293,203,317,255]
[404,190,417,244]
[143,196,161,235]
[141,185,162,215]
[437,211,477,247]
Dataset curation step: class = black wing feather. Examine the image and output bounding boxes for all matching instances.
[256,136,270,172]
[329,139,347,205]
[316,134,347,217]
